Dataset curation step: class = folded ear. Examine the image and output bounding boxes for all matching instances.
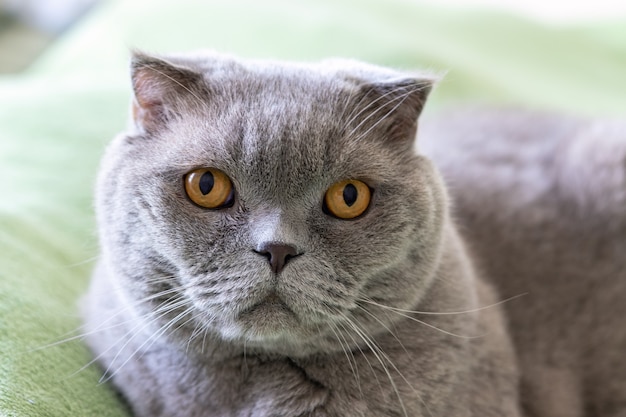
[346,75,434,149]
[130,51,206,134]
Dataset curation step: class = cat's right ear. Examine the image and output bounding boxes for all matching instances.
[130,51,205,134]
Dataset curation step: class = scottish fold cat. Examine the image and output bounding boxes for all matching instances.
[82,51,625,416]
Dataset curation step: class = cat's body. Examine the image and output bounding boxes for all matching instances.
[82,51,626,416]
[421,110,626,416]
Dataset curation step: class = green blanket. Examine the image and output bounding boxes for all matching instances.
[1,0,624,415]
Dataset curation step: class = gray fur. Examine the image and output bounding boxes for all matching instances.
[83,51,624,416]
[420,108,626,416]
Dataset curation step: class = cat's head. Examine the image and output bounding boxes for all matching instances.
[96,51,447,357]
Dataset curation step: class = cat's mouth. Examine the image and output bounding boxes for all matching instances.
[239,291,293,316]
[236,291,300,339]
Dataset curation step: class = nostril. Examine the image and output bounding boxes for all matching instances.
[255,250,272,261]
[254,242,301,274]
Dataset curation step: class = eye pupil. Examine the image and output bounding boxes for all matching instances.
[199,171,214,195]
[343,183,358,207]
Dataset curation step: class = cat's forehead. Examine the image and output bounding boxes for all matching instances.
[205,59,363,129]
[163,56,395,173]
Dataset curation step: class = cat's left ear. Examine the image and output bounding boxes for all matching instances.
[130,51,206,134]
[348,75,435,149]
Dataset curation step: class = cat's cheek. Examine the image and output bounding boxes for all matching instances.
[311,216,414,275]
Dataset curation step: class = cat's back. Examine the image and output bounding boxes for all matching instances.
[420,107,626,416]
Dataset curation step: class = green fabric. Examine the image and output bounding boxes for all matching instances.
[0,0,624,415]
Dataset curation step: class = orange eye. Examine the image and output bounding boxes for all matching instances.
[184,168,234,209]
[324,179,371,219]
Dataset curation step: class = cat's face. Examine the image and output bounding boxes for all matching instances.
[96,52,446,356]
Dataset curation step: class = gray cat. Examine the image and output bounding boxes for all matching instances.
[82,50,626,417]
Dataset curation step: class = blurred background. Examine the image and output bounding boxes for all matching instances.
[0,0,97,72]
[1,0,625,73]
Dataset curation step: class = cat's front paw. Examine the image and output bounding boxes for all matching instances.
[238,357,329,417]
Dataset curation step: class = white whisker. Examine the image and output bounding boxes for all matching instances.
[62,298,187,381]
[338,312,410,417]
[99,298,192,384]
[335,318,384,399]
[361,293,527,316]
[31,281,193,353]
[328,321,363,399]
[356,305,410,358]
